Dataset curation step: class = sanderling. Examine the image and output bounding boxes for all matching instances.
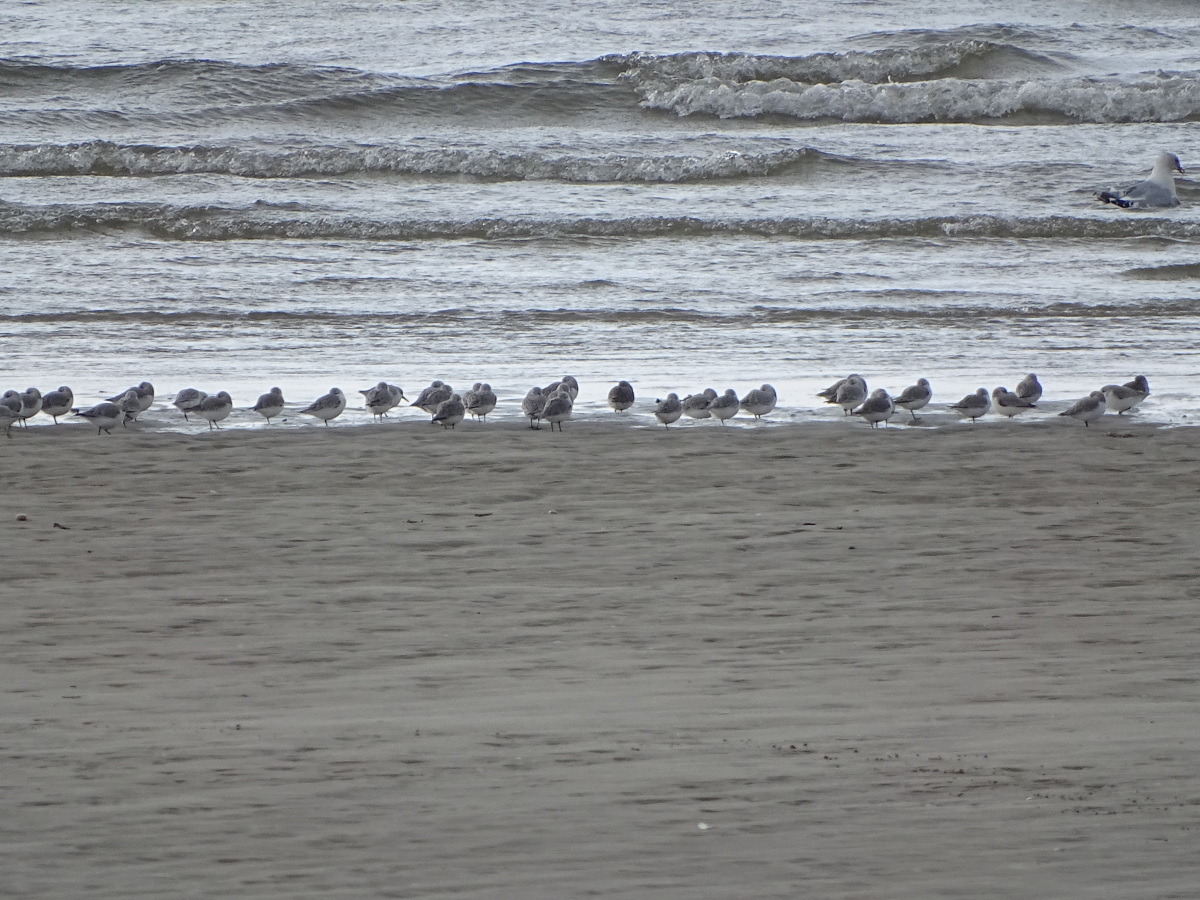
[653,393,683,427]
[826,375,867,415]
[432,393,466,429]
[39,386,73,423]
[892,378,932,421]
[412,381,452,414]
[361,382,405,420]
[194,391,233,430]
[1123,375,1150,397]
[950,387,991,422]
[0,404,19,435]
[541,388,574,431]
[466,383,497,420]
[853,388,895,428]
[252,387,286,423]
[17,387,42,426]
[522,386,547,429]
[682,388,717,419]
[172,388,207,421]
[740,384,777,419]
[118,389,144,425]
[108,381,154,413]
[607,380,635,412]
[1015,373,1042,404]
[709,388,740,424]
[560,375,580,401]
[300,387,346,425]
[73,400,125,434]
[1059,391,1106,427]
[1101,383,1146,415]
[992,386,1036,418]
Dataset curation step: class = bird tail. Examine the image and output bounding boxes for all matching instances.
[1095,191,1134,209]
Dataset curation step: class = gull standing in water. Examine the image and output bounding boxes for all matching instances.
[1059,391,1107,427]
[1096,152,1184,209]
[607,380,635,412]
[252,386,286,423]
[681,388,717,419]
[73,399,125,434]
[950,387,991,422]
[1014,373,1042,405]
[39,386,73,423]
[522,386,547,429]
[709,388,740,424]
[653,393,683,427]
[466,383,497,420]
[739,384,777,419]
[992,386,1037,418]
[826,375,867,416]
[300,387,346,425]
[1101,383,1147,415]
[173,388,207,421]
[541,388,573,431]
[853,388,895,428]
[892,378,932,421]
[432,393,466,429]
[194,391,233,430]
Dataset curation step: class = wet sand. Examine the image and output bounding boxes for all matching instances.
[3,420,1200,898]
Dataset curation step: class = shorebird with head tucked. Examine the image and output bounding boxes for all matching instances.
[607,380,635,412]
[892,378,932,421]
[522,386,546,429]
[39,386,74,423]
[950,387,991,422]
[992,386,1036,418]
[1059,391,1106,427]
[299,387,346,425]
[740,384,777,419]
[1014,373,1042,405]
[853,388,895,428]
[653,393,683,427]
[252,387,286,423]
[173,388,207,421]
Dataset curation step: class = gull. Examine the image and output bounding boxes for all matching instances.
[252,387,286,423]
[465,383,497,420]
[541,388,573,431]
[853,388,895,428]
[892,378,932,421]
[682,388,717,419]
[1096,152,1184,209]
[950,387,991,422]
[40,386,73,423]
[826,375,867,415]
[108,381,154,413]
[361,382,405,421]
[17,387,42,426]
[992,386,1036,418]
[73,399,125,435]
[194,391,233,430]
[432,393,466,429]
[522,386,547,429]
[1101,383,1146,415]
[653,393,683,427]
[1124,374,1150,397]
[412,381,452,415]
[607,380,635,412]
[173,388,207,421]
[1059,391,1106,427]
[740,384,777,419]
[1014,373,1042,404]
[709,388,740,424]
[300,387,346,425]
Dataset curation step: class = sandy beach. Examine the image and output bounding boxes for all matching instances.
[3,420,1199,898]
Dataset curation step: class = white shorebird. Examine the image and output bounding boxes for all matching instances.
[252,387,286,423]
[541,388,573,431]
[853,388,895,428]
[300,387,346,425]
[826,375,867,415]
[1096,151,1184,209]
[360,382,405,421]
[118,389,144,425]
[739,384,777,419]
[653,393,683,427]
[465,383,498,420]
[432,393,466,429]
[681,388,717,419]
[560,375,580,401]
[412,381,452,415]
[1059,391,1107,427]
[73,400,125,434]
[892,378,932,421]
[108,381,154,413]
[950,387,991,422]
[992,386,1036,418]
[1014,373,1042,404]
[709,388,740,424]
[522,386,547,429]
[0,391,22,419]
[194,391,233,430]
[1101,383,1146,415]
[39,386,73,423]
[607,380,635,412]
[172,388,207,421]
[0,403,18,436]
[17,387,42,426]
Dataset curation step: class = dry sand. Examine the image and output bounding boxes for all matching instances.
[3,419,1199,898]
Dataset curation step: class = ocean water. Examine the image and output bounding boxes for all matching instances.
[2,0,1199,428]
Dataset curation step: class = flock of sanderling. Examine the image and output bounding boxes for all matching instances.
[0,373,1153,435]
